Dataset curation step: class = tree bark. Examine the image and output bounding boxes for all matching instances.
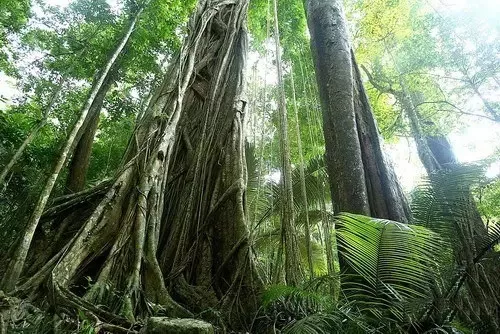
[361,56,498,330]
[5,1,261,330]
[290,69,314,278]
[305,0,410,223]
[65,73,114,193]
[1,7,143,292]
[466,76,500,122]
[360,63,443,175]
[0,80,65,189]
[305,0,369,216]
[272,0,303,286]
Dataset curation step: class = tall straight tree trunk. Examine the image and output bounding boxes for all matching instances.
[65,73,114,193]
[0,80,65,189]
[304,0,410,222]
[6,0,260,330]
[290,70,314,278]
[272,0,303,286]
[1,7,143,292]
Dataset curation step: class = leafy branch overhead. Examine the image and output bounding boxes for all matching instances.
[0,0,498,333]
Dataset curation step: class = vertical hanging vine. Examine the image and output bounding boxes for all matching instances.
[272,0,303,286]
[290,68,314,278]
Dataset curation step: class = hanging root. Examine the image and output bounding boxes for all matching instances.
[5,1,262,332]
[41,179,113,221]
[51,281,137,330]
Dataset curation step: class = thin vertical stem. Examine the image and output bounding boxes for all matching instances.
[272,0,302,286]
[290,68,314,278]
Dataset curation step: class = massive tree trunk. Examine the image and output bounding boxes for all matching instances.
[3,0,260,330]
[304,0,410,222]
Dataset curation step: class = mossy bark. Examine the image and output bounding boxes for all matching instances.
[3,0,261,331]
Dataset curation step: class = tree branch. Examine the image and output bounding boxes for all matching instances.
[414,100,498,122]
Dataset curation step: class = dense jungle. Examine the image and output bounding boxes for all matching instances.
[0,0,499,332]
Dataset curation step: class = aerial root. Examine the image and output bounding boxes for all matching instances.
[41,179,112,221]
[172,276,218,313]
[51,281,136,330]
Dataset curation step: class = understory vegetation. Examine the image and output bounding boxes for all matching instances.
[0,0,499,333]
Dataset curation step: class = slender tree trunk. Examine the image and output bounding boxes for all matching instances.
[290,69,314,278]
[401,97,442,175]
[466,76,499,122]
[305,0,410,222]
[1,7,142,292]
[0,81,64,189]
[360,63,442,175]
[272,0,303,286]
[0,121,46,188]
[65,73,114,193]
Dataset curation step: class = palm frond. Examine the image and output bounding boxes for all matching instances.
[410,164,486,244]
[291,156,329,210]
[259,284,373,334]
[245,143,275,226]
[297,236,328,275]
[268,155,329,215]
[262,284,331,312]
[335,213,442,320]
[475,222,500,262]
[295,209,333,229]
[283,313,342,334]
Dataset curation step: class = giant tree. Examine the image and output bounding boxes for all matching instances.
[1,0,261,330]
[304,0,410,222]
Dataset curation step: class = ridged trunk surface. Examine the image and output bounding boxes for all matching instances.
[3,0,260,330]
[305,0,410,223]
[1,8,142,292]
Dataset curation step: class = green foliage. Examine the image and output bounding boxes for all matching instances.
[478,177,500,219]
[410,164,500,330]
[410,164,500,270]
[0,0,30,32]
[348,0,500,143]
[0,0,30,40]
[87,112,136,182]
[0,0,498,332]
[335,213,441,322]
[0,0,194,255]
[0,0,30,71]
[411,164,486,246]
[256,281,371,333]
[247,143,332,278]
